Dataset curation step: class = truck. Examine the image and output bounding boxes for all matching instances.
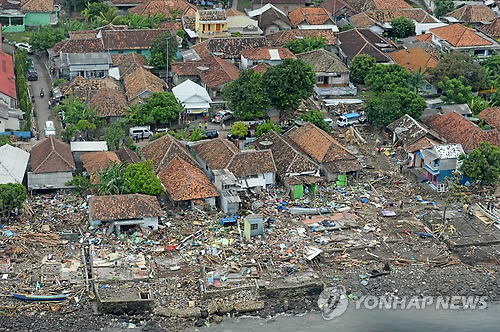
[336,112,366,127]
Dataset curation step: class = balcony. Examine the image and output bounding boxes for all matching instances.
[197,30,231,39]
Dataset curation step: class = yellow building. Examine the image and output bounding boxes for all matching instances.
[195,9,230,39]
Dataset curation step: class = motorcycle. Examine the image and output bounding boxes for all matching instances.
[40,88,44,98]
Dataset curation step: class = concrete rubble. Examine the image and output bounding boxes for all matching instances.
[0,128,499,332]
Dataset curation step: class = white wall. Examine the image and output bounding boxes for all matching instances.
[416,23,447,35]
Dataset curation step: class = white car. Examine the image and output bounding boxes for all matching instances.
[44,121,56,137]
[15,43,33,54]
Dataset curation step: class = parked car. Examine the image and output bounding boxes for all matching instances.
[324,118,334,129]
[211,110,233,123]
[28,68,38,81]
[44,121,56,137]
[129,126,153,139]
[227,130,251,141]
[155,127,169,134]
[336,112,366,127]
[27,57,34,70]
[203,129,219,139]
[15,43,33,54]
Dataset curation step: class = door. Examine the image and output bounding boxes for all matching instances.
[216,23,221,32]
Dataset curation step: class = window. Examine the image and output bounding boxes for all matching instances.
[474,49,486,56]
[0,17,9,26]
[250,223,258,231]
[11,17,23,25]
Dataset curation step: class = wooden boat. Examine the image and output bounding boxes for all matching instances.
[13,293,69,302]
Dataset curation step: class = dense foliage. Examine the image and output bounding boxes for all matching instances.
[0,183,28,217]
[13,50,32,131]
[301,110,328,131]
[284,36,327,54]
[222,70,270,120]
[438,77,474,104]
[230,122,249,138]
[149,33,179,69]
[350,54,376,84]
[124,160,163,196]
[391,17,415,38]
[430,52,486,90]
[126,92,183,126]
[29,27,66,51]
[460,142,500,184]
[262,59,315,111]
[255,121,282,137]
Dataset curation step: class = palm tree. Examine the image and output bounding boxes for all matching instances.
[407,68,428,94]
[96,163,129,195]
[93,7,122,26]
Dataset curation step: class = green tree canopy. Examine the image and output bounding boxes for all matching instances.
[407,68,428,93]
[0,183,28,217]
[0,135,11,147]
[391,17,415,38]
[82,2,109,22]
[284,35,327,54]
[430,52,486,90]
[126,92,183,126]
[95,163,129,195]
[124,160,163,196]
[438,76,474,104]
[469,96,489,115]
[460,142,500,184]
[222,70,270,120]
[121,13,166,29]
[29,27,66,51]
[255,121,282,137]
[104,121,125,150]
[262,59,315,111]
[350,54,376,84]
[434,0,455,17]
[55,95,98,126]
[301,110,328,131]
[365,87,426,126]
[149,33,178,69]
[91,6,122,26]
[230,122,249,138]
[364,64,410,92]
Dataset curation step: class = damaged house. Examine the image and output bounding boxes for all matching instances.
[28,137,76,190]
[141,135,219,208]
[88,194,163,233]
[191,138,277,190]
[285,123,361,181]
[255,130,322,199]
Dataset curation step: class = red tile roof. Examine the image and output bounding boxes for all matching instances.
[288,7,335,27]
[172,55,240,89]
[430,24,492,47]
[286,123,361,173]
[424,112,500,150]
[241,47,295,60]
[89,88,129,117]
[478,18,500,38]
[52,39,105,55]
[251,63,271,73]
[0,51,16,99]
[89,194,163,221]
[446,4,496,24]
[479,107,500,129]
[111,53,148,67]
[372,0,411,10]
[102,29,169,51]
[192,138,277,176]
[130,0,197,18]
[141,134,196,173]
[21,0,53,12]
[158,156,219,201]
[81,151,120,183]
[415,33,432,42]
[389,47,438,72]
[191,37,269,60]
[31,137,76,174]
[123,66,165,103]
[267,29,336,47]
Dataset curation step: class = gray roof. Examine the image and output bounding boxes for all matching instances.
[387,114,428,146]
[0,144,30,184]
[63,52,112,66]
[441,104,472,116]
[296,49,349,73]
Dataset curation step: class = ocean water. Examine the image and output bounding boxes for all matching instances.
[193,303,500,332]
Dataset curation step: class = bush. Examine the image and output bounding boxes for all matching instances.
[54,78,67,87]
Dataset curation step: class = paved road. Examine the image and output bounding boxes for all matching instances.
[1,42,53,138]
[29,55,53,138]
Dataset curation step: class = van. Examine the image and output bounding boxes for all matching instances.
[324,118,334,129]
[45,121,56,137]
[129,126,153,139]
[336,112,366,127]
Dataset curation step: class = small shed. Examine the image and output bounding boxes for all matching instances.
[172,79,212,116]
[71,141,108,164]
[243,214,264,240]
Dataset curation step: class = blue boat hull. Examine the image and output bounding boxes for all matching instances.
[13,293,69,301]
